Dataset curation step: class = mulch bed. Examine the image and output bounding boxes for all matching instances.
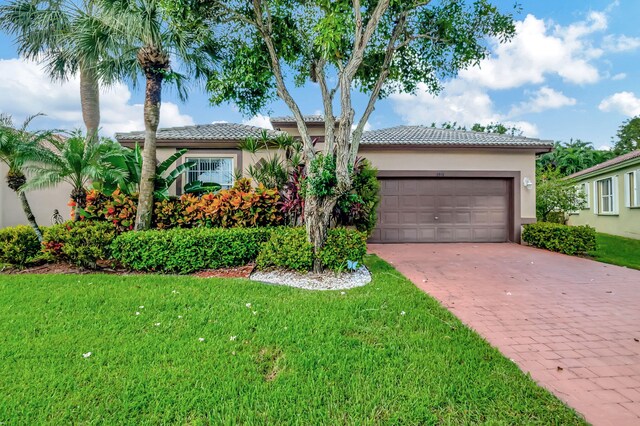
[1,262,255,278]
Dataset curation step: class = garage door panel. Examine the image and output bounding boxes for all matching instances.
[371,177,510,243]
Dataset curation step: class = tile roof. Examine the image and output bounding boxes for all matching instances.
[567,150,640,179]
[115,123,283,141]
[270,115,328,123]
[360,125,553,147]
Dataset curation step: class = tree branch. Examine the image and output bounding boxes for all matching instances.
[316,58,336,155]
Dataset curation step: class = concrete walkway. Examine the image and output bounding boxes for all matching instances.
[369,243,640,426]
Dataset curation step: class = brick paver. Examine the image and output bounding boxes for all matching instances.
[369,243,640,426]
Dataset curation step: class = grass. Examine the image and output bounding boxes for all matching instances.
[589,232,640,270]
[0,256,584,425]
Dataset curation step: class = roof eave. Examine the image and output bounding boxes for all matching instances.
[567,157,640,180]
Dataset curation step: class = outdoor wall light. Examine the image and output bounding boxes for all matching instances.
[523,177,533,190]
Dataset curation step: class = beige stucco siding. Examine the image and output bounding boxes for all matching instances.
[0,162,73,228]
[568,162,640,239]
[362,148,538,220]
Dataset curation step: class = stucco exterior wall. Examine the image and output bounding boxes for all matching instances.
[567,162,640,240]
[0,162,73,228]
[361,148,538,221]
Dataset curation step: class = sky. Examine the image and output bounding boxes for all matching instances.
[1,1,640,149]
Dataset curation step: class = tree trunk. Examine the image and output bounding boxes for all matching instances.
[134,72,163,230]
[304,194,337,273]
[18,191,43,241]
[71,187,87,222]
[79,65,100,140]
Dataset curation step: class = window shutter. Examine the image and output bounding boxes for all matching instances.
[612,175,620,214]
[584,183,590,208]
[593,181,599,214]
[635,170,640,207]
[625,173,631,208]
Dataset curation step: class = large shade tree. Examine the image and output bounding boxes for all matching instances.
[162,0,517,271]
[95,0,217,230]
[0,0,123,139]
[613,116,640,155]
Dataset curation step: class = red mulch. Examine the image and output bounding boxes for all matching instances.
[191,264,255,279]
[1,262,255,278]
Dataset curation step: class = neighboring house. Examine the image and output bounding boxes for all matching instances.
[0,116,553,243]
[567,150,640,240]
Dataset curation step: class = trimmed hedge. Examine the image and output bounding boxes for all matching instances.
[0,225,41,267]
[522,222,596,255]
[111,227,273,274]
[43,221,116,268]
[256,227,367,272]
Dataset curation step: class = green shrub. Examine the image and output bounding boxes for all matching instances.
[522,222,596,255]
[0,225,41,267]
[43,221,116,268]
[256,228,314,272]
[319,228,368,271]
[256,227,367,272]
[111,227,273,274]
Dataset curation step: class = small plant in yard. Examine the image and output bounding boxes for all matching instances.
[0,225,41,267]
[522,222,596,255]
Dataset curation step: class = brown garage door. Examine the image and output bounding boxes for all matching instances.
[370,178,510,243]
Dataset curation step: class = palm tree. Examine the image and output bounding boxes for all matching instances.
[0,0,126,139]
[95,0,217,230]
[22,131,125,221]
[0,113,54,241]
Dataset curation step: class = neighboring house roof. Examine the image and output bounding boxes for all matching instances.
[566,150,640,180]
[115,123,284,141]
[270,114,327,124]
[360,125,553,149]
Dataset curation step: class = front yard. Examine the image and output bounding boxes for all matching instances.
[0,256,583,424]
[589,232,640,270]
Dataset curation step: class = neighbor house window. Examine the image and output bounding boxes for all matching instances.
[594,176,618,215]
[186,157,234,189]
[625,170,640,208]
[576,182,590,209]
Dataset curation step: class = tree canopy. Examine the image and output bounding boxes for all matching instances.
[612,116,640,155]
[536,139,614,177]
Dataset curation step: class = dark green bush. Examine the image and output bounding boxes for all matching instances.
[256,228,314,272]
[256,227,368,272]
[43,221,116,268]
[0,225,41,267]
[111,227,273,274]
[319,228,368,271]
[522,222,596,255]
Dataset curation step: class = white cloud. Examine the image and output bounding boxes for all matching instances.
[599,91,640,116]
[602,34,640,52]
[459,13,606,90]
[242,114,273,129]
[0,58,194,137]
[390,80,539,137]
[612,72,627,81]
[510,86,576,116]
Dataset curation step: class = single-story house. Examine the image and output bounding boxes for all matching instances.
[0,115,553,243]
[567,149,640,240]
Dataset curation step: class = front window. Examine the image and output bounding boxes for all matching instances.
[186,157,234,190]
[597,177,614,214]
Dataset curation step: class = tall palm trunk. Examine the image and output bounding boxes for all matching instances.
[7,170,42,241]
[134,46,168,230]
[79,65,100,141]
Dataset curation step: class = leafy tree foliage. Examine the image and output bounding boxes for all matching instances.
[536,168,586,223]
[161,0,517,271]
[612,116,640,155]
[536,139,614,176]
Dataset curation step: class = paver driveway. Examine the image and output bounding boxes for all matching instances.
[369,243,640,426]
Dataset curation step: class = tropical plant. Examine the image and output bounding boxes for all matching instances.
[94,0,218,230]
[333,158,380,235]
[536,168,587,223]
[0,0,124,138]
[163,0,517,271]
[0,113,55,240]
[239,131,303,189]
[95,142,211,200]
[22,131,125,221]
[537,140,614,176]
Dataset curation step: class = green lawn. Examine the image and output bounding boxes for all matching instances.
[589,232,640,270]
[0,256,584,424]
